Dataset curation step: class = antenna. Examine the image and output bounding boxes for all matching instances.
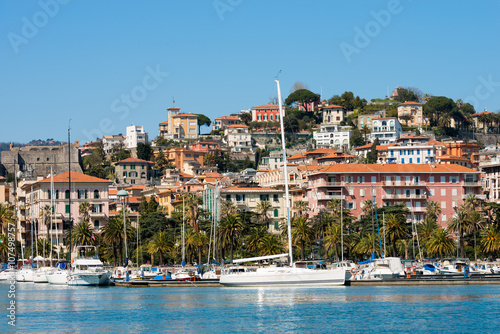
[276,70,282,80]
[173,97,175,107]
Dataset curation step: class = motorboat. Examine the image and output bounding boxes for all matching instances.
[359,257,403,280]
[473,262,500,274]
[439,259,469,275]
[67,246,111,286]
[16,265,34,282]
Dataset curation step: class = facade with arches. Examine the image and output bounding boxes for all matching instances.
[369,117,402,145]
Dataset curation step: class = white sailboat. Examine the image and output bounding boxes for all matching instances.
[219,76,345,287]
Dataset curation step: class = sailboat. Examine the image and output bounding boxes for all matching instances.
[219,76,345,287]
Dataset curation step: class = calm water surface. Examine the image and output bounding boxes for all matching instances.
[1,282,500,333]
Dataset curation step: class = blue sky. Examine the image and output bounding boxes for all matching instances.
[1,0,499,143]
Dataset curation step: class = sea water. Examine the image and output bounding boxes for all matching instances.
[1,283,500,333]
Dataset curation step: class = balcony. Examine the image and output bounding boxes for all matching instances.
[409,207,427,213]
[316,195,345,201]
[314,182,344,188]
[462,194,486,200]
[463,181,481,187]
[382,194,427,200]
[90,212,107,219]
[382,181,426,187]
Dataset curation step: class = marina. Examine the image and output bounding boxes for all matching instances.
[3,282,500,333]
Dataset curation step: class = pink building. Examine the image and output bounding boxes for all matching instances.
[251,104,280,122]
[187,141,220,153]
[306,164,481,227]
[21,171,112,248]
[213,116,241,131]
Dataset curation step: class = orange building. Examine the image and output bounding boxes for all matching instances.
[155,147,207,173]
[435,141,480,169]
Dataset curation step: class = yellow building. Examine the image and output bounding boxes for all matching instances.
[159,107,199,140]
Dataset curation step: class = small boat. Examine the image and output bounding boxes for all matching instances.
[359,257,404,280]
[67,246,111,286]
[439,259,469,275]
[0,268,16,281]
[33,266,52,283]
[46,261,70,285]
[16,265,34,282]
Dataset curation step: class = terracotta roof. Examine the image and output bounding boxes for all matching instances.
[437,155,470,161]
[159,121,168,125]
[222,186,281,192]
[38,171,111,184]
[126,185,146,190]
[179,172,195,178]
[168,107,181,110]
[288,152,307,160]
[398,134,429,140]
[172,113,198,117]
[304,148,339,156]
[317,153,354,160]
[354,143,396,151]
[314,163,479,174]
[322,105,346,109]
[398,101,423,106]
[215,116,240,120]
[226,124,249,128]
[471,111,490,117]
[252,104,279,109]
[117,158,153,164]
[108,189,118,195]
[296,165,324,171]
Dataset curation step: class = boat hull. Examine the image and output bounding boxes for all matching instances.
[16,269,34,282]
[46,270,69,285]
[0,270,16,281]
[220,267,345,287]
[68,271,111,286]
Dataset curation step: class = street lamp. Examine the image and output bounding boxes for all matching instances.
[117,190,129,267]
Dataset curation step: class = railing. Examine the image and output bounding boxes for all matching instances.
[316,195,345,200]
[382,194,427,200]
[315,182,344,187]
[464,181,480,186]
[382,181,426,186]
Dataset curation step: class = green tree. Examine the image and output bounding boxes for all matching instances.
[480,226,500,256]
[0,204,14,235]
[69,221,95,249]
[259,234,284,256]
[427,228,455,259]
[327,91,366,111]
[85,165,107,179]
[384,213,409,257]
[195,114,212,134]
[154,150,168,172]
[240,112,252,126]
[102,216,124,266]
[136,143,153,161]
[78,202,92,224]
[147,196,159,213]
[147,231,172,265]
[182,193,203,233]
[291,216,314,260]
[256,200,272,226]
[218,213,244,260]
[187,231,209,264]
[366,138,379,163]
[350,127,365,148]
[424,96,457,127]
[285,89,320,111]
[393,87,421,103]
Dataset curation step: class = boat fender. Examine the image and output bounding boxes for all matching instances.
[350,267,357,275]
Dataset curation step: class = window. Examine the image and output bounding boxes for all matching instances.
[274,209,278,217]
[64,190,70,199]
[131,165,135,170]
[429,176,434,183]
[226,195,231,201]
[441,189,446,196]
[47,190,51,199]
[348,188,354,196]
[360,189,365,197]
[274,221,279,230]
[371,176,376,183]
[273,194,279,202]
[452,189,457,196]
[430,189,435,196]
[441,201,446,209]
[409,158,413,163]
[65,205,70,214]
[94,220,100,229]
[450,177,458,183]
[94,190,100,199]
[55,190,59,199]
[401,158,405,164]
[417,158,420,163]
[260,194,269,201]
[441,176,446,183]
[442,214,447,222]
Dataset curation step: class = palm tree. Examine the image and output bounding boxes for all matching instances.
[292,200,308,218]
[425,201,441,223]
[183,193,203,232]
[0,204,13,235]
[467,210,484,261]
[259,234,284,256]
[361,199,373,217]
[102,216,125,266]
[187,231,209,264]
[0,234,9,262]
[396,238,411,259]
[256,200,272,226]
[353,233,378,257]
[323,222,341,260]
[218,213,244,260]
[69,221,94,248]
[79,202,92,224]
[40,205,52,241]
[447,207,468,257]
[417,218,439,256]
[427,228,455,259]
[220,200,238,220]
[291,216,314,260]
[385,213,409,257]
[246,226,268,254]
[147,231,172,265]
[480,226,500,256]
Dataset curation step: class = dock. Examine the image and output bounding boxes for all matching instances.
[112,279,221,287]
[348,274,500,286]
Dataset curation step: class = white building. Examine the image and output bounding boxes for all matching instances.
[260,151,284,170]
[126,125,148,149]
[224,124,252,152]
[314,124,352,149]
[370,117,402,145]
[102,135,126,154]
[387,145,437,164]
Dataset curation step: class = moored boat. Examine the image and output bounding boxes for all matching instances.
[67,246,111,286]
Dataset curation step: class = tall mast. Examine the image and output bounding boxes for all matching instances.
[31,184,34,265]
[68,121,72,263]
[276,74,293,266]
[182,197,185,266]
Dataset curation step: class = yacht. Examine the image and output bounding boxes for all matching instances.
[33,266,52,283]
[439,259,469,275]
[67,246,111,286]
[0,268,16,281]
[334,260,358,281]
